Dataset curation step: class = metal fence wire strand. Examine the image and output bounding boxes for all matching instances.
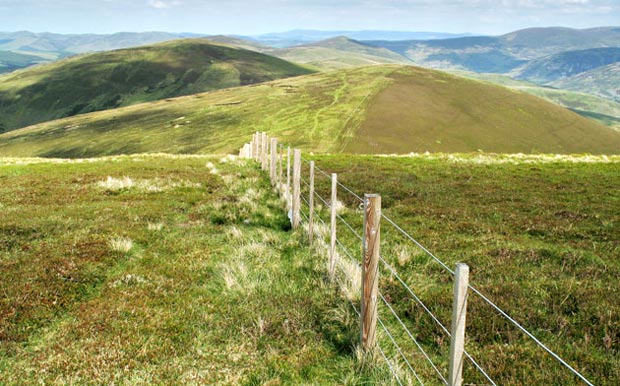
[378,292,449,385]
[377,316,425,386]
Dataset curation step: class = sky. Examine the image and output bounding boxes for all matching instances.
[0,0,618,36]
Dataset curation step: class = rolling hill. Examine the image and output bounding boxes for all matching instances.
[551,62,620,102]
[263,37,413,70]
[0,39,314,132]
[1,65,618,157]
[449,70,620,131]
[363,27,620,74]
[0,50,49,74]
[513,47,620,84]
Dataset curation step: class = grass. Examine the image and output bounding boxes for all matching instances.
[0,154,398,385]
[0,39,314,132]
[296,153,620,385]
[2,65,619,158]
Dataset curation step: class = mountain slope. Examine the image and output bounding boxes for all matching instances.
[1,65,618,157]
[364,27,620,74]
[263,37,412,70]
[513,47,620,83]
[0,39,314,132]
[0,50,49,73]
[551,63,620,102]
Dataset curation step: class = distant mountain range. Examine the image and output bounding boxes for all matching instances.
[239,29,470,48]
[551,63,620,102]
[513,47,620,83]
[1,27,619,106]
[363,27,620,73]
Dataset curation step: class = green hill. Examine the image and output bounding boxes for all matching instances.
[0,39,314,132]
[551,62,620,102]
[448,70,620,131]
[1,65,619,157]
[262,37,413,71]
[0,50,49,74]
[513,47,620,84]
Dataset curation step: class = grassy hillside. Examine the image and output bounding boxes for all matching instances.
[552,63,620,102]
[0,39,314,132]
[264,37,412,70]
[1,65,619,156]
[449,70,620,131]
[0,154,396,384]
[513,47,620,84]
[0,50,49,74]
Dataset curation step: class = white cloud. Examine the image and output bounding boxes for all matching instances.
[148,0,180,9]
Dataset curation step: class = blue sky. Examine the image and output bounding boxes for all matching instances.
[1,0,618,35]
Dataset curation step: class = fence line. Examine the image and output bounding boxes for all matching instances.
[239,134,594,386]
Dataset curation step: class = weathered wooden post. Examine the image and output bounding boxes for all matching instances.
[292,149,301,228]
[329,173,338,280]
[449,263,469,386]
[361,194,381,352]
[278,144,283,197]
[254,131,260,161]
[270,138,277,185]
[249,134,254,159]
[286,147,291,208]
[308,161,315,244]
[261,132,268,170]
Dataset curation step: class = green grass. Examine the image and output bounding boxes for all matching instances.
[2,152,617,384]
[1,65,618,157]
[297,153,619,385]
[0,39,314,132]
[0,154,400,385]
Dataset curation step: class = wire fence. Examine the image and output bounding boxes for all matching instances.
[240,134,595,386]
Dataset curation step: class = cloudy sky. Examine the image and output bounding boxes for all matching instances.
[1,0,618,35]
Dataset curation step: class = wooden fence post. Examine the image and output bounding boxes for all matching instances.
[361,194,381,352]
[308,161,315,244]
[261,132,268,170]
[292,149,301,228]
[278,144,283,197]
[286,147,291,208]
[254,131,260,161]
[449,263,469,386]
[249,134,254,159]
[270,138,277,185]
[329,173,338,280]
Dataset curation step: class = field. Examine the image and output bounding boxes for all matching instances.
[1,152,618,385]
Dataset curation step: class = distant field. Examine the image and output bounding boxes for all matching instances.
[1,65,618,157]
